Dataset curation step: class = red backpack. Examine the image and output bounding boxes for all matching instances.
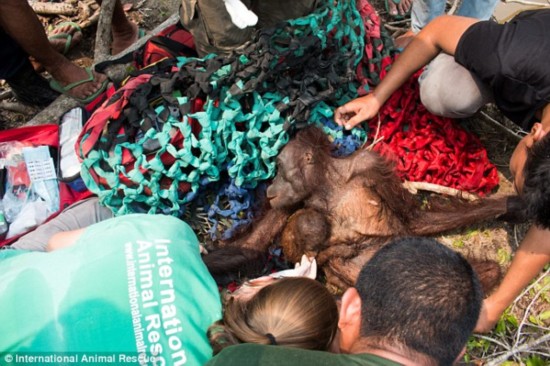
[0,124,92,247]
[96,22,198,74]
[135,22,197,69]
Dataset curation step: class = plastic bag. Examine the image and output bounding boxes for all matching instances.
[0,141,31,223]
[0,141,59,238]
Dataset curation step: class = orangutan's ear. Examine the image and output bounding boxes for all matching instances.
[304,151,314,164]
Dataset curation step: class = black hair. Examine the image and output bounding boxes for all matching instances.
[522,132,550,229]
[355,237,482,366]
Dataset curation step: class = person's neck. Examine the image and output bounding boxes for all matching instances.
[350,338,435,366]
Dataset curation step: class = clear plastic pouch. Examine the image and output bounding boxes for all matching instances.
[0,141,59,238]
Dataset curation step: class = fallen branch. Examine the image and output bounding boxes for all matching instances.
[386,18,410,26]
[25,96,79,126]
[366,113,383,150]
[94,0,117,62]
[384,24,403,32]
[479,111,523,142]
[447,0,460,15]
[0,89,13,101]
[402,181,479,201]
[514,286,548,349]
[77,1,100,29]
[511,266,550,346]
[0,101,38,115]
[502,0,550,6]
[485,333,550,366]
[78,0,92,22]
[79,7,101,29]
[30,1,77,16]
[474,334,511,350]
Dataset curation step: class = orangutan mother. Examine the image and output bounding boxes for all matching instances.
[205,127,515,291]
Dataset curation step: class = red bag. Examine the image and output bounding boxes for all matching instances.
[95,22,197,76]
[135,22,197,69]
[0,124,92,247]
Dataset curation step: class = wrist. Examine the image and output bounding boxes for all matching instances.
[485,294,511,316]
[369,92,384,110]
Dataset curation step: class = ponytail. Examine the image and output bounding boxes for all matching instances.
[208,277,338,354]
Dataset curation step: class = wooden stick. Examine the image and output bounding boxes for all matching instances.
[502,0,550,6]
[485,333,550,366]
[94,0,116,62]
[447,0,460,15]
[24,96,79,126]
[77,1,98,28]
[0,90,13,101]
[402,180,479,201]
[30,2,77,16]
[0,101,38,115]
[386,18,410,26]
[79,9,101,29]
[384,24,403,32]
[479,111,523,142]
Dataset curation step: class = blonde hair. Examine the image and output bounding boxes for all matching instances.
[209,277,338,354]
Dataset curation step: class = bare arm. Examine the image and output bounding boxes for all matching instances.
[475,225,550,332]
[334,15,480,129]
[46,228,86,251]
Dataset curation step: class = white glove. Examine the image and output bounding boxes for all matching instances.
[229,255,317,302]
[223,0,258,29]
[269,255,317,279]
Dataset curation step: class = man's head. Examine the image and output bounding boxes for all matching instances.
[510,120,550,229]
[338,237,482,365]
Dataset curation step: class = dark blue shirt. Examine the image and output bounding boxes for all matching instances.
[455,10,550,130]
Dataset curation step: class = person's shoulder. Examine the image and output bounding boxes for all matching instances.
[205,344,327,366]
[81,214,196,244]
[87,213,190,232]
[206,344,403,366]
[0,248,27,261]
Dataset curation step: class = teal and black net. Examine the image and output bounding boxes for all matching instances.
[79,0,396,240]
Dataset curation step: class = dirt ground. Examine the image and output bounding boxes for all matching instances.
[0,0,548,363]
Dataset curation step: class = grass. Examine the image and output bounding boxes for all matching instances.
[465,266,550,365]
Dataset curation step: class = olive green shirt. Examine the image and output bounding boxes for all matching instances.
[206,343,402,366]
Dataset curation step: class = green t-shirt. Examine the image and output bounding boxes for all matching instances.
[206,344,402,366]
[0,214,222,366]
